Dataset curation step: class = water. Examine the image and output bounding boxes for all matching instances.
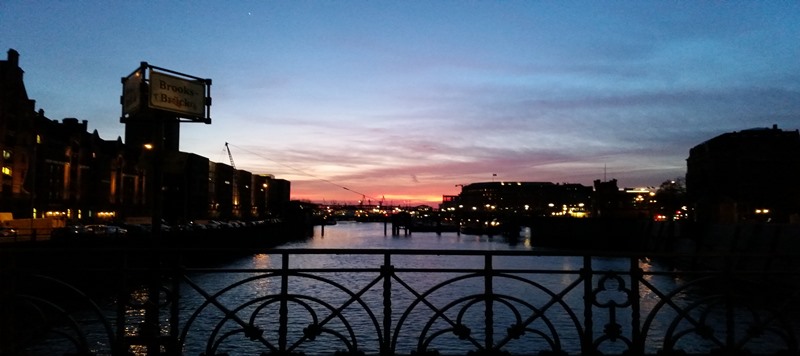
[283,221,533,250]
[177,222,678,355]
[27,221,800,355]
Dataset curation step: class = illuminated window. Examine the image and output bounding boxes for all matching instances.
[36,135,42,144]
[2,167,11,176]
[2,150,10,159]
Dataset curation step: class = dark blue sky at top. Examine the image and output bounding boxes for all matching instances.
[2,1,799,204]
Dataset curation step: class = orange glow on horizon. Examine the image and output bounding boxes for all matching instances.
[288,179,460,206]
[291,190,446,206]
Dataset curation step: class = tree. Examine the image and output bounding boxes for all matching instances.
[655,178,687,220]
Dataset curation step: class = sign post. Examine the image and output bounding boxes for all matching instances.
[120,63,212,355]
[120,62,213,235]
[120,62,212,235]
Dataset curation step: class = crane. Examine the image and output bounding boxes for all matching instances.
[225,142,236,170]
[225,142,239,209]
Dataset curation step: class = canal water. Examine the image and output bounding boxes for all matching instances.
[177,221,683,355]
[30,221,797,355]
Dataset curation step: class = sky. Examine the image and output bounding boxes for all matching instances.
[2,1,800,206]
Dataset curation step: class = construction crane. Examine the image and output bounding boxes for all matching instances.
[225,142,239,209]
[225,142,236,170]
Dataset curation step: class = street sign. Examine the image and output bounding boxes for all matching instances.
[148,70,206,118]
[121,68,142,117]
[120,63,211,123]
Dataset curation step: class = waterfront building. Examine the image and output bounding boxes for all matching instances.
[444,181,592,218]
[0,49,38,216]
[0,49,291,224]
[686,125,800,223]
[592,179,656,219]
[263,176,291,217]
[2,49,143,221]
[252,174,291,218]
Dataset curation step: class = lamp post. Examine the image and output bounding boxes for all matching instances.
[142,136,164,356]
[143,139,162,239]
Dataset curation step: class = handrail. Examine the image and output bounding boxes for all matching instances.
[1,247,798,355]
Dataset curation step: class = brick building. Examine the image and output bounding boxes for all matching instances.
[0,49,290,223]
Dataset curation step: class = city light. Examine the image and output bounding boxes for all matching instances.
[97,211,116,218]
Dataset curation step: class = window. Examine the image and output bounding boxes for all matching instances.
[2,167,11,176]
[2,150,10,160]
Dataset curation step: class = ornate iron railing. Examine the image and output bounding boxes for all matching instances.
[1,247,799,355]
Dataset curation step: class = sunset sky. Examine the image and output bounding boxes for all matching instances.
[2,1,799,205]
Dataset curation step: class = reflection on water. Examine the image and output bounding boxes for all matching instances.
[285,221,531,251]
[184,222,798,355]
[177,222,675,355]
[33,221,798,355]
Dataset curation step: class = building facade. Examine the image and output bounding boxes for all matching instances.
[0,49,37,216]
[686,125,800,223]
[0,49,291,223]
[442,181,593,218]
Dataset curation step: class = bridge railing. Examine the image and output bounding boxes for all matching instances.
[1,247,799,355]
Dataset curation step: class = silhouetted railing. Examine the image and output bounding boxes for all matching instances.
[1,247,799,355]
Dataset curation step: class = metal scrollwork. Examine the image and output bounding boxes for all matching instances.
[180,270,384,355]
[592,272,634,348]
[0,273,116,355]
[3,249,799,355]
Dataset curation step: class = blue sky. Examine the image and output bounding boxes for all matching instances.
[3,1,799,204]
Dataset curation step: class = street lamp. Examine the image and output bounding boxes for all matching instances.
[143,142,162,237]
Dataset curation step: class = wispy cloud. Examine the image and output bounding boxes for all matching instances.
[3,1,799,204]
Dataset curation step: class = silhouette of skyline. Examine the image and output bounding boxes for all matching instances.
[2,2,799,205]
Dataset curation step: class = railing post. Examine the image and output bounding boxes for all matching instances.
[630,257,643,355]
[279,252,290,353]
[382,253,393,356]
[724,255,735,353]
[0,250,17,354]
[168,252,182,354]
[115,250,128,355]
[582,255,593,355]
[485,254,494,351]
[144,251,161,356]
